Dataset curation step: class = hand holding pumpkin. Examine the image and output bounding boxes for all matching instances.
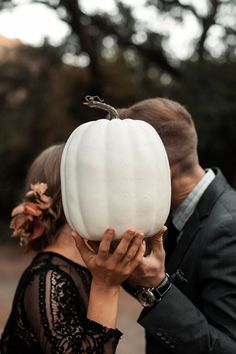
[127,226,167,288]
[72,228,146,288]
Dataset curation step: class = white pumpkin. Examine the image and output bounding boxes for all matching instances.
[60,97,171,240]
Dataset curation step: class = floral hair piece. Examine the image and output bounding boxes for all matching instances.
[10,183,58,247]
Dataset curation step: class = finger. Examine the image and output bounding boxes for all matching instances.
[150,226,167,255]
[122,232,144,264]
[72,231,93,262]
[128,240,146,271]
[97,228,115,260]
[151,226,167,243]
[112,228,136,261]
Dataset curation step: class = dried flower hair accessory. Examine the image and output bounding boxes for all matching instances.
[10,183,57,246]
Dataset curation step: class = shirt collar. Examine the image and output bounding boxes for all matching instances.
[172,168,215,231]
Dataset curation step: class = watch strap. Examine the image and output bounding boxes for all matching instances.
[152,273,172,301]
[135,273,172,307]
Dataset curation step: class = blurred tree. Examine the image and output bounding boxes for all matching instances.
[0,0,235,83]
[0,42,90,230]
[171,60,236,184]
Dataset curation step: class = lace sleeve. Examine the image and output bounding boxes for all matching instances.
[24,268,122,354]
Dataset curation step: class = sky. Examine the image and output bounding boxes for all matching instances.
[0,0,230,61]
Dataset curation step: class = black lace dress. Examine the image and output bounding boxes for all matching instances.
[0,252,122,354]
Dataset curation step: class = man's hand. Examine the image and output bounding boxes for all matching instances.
[127,226,167,288]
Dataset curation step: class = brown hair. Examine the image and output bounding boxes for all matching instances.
[117,98,198,173]
[23,144,66,251]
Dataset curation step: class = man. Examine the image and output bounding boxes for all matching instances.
[121,98,236,353]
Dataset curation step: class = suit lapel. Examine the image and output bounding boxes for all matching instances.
[166,209,201,274]
[166,168,228,274]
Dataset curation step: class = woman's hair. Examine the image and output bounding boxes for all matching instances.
[14,144,66,251]
[117,98,199,173]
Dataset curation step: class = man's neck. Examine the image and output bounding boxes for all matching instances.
[171,165,205,211]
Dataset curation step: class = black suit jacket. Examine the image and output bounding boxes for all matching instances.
[138,168,236,353]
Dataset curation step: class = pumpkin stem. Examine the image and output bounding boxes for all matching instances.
[83,96,119,120]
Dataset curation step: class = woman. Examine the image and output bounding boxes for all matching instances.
[0,144,145,354]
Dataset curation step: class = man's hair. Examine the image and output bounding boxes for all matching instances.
[24,144,66,251]
[117,98,199,172]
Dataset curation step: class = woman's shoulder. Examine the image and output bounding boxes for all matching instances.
[32,251,89,274]
[16,252,74,287]
[31,251,91,287]
[15,251,91,301]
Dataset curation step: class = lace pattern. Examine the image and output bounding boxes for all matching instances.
[0,252,122,354]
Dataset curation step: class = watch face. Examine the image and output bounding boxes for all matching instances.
[137,288,156,307]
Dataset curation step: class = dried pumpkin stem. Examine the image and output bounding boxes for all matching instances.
[83,95,119,120]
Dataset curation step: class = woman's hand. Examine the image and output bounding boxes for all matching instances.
[127,226,167,288]
[72,228,145,289]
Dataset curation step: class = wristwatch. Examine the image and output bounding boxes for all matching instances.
[135,273,172,307]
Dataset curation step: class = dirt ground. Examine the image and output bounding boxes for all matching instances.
[0,243,145,354]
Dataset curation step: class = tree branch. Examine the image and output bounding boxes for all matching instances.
[197,0,220,59]
[152,0,201,19]
[35,0,103,94]
[91,14,182,79]
[34,0,181,78]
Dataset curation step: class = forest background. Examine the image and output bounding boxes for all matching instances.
[0,0,236,241]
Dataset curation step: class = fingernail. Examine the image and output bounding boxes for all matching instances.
[107,228,114,234]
